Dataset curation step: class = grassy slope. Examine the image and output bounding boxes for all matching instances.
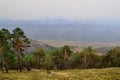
[0,68,120,80]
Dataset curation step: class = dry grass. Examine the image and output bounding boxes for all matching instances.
[0,67,120,80]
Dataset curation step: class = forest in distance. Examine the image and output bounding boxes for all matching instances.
[0,27,120,74]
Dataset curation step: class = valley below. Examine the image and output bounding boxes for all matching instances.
[28,40,120,54]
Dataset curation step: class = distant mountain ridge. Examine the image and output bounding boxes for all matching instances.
[0,19,120,42]
[0,19,120,24]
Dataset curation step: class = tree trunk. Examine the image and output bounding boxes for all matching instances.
[84,53,87,68]
[4,64,9,73]
[0,54,5,72]
[17,48,22,72]
[62,49,68,69]
[64,49,67,60]
[38,54,41,69]
[26,63,31,71]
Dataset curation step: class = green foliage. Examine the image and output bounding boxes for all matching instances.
[100,47,120,67]
[32,48,45,69]
[11,27,30,72]
[43,53,54,69]
[70,46,100,68]
[61,45,72,57]
[0,28,12,73]
[1,27,120,73]
[22,54,33,62]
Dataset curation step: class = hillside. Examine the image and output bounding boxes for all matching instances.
[28,40,119,54]
[26,40,55,53]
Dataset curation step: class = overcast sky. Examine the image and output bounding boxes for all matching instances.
[0,0,120,20]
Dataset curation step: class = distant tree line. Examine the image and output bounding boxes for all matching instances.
[0,27,120,73]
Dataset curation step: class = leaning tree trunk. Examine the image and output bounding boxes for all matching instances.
[17,48,22,72]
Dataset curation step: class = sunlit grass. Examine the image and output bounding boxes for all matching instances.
[0,67,120,80]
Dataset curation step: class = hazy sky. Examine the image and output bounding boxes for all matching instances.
[0,0,120,20]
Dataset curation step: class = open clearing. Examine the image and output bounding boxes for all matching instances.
[0,68,120,80]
